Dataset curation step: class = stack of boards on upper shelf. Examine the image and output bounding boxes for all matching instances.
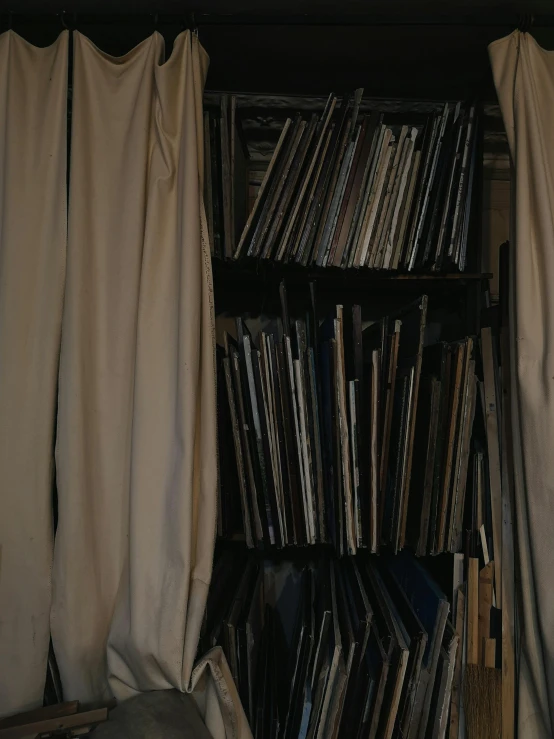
[199,547,501,739]
[204,92,479,272]
[216,281,496,560]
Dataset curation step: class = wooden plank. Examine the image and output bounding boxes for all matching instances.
[476,451,484,531]
[467,556,479,666]
[399,295,428,549]
[449,586,465,739]
[479,523,490,565]
[0,702,79,730]
[484,638,496,669]
[481,326,502,603]
[500,324,515,739]
[0,708,107,739]
[478,561,494,664]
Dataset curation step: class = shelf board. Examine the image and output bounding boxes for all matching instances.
[212,256,491,285]
[211,258,488,320]
[215,536,460,573]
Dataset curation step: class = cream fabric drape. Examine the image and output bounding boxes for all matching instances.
[489,31,554,738]
[0,30,68,718]
[52,31,251,737]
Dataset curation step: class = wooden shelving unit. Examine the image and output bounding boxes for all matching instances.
[207,82,504,738]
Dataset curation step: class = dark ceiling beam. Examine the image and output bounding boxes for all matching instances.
[0,11,547,29]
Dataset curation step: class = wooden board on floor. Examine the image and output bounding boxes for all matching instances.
[0,708,107,739]
[0,702,79,730]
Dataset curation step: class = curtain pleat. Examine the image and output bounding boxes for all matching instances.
[0,30,68,718]
[489,31,554,738]
[51,30,251,737]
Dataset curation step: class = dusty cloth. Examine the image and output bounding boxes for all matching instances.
[51,30,216,702]
[0,29,68,718]
[92,691,212,739]
[489,30,554,738]
[51,30,252,739]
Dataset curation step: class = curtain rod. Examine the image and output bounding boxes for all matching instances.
[0,11,545,30]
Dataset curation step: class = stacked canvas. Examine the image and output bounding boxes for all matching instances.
[217,281,486,556]
[201,550,458,739]
[205,93,479,272]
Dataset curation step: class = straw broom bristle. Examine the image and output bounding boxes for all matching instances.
[463,664,501,739]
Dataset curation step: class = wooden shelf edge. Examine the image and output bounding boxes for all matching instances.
[212,257,491,283]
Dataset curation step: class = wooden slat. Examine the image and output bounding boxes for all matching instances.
[467,556,479,666]
[478,561,494,664]
[0,708,107,739]
[484,638,496,669]
[0,702,79,730]
[449,586,466,739]
[500,324,516,739]
[481,326,503,603]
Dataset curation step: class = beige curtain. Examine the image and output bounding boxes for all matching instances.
[490,31,554,738]
[0,30,68,718]
[51,31,251,738]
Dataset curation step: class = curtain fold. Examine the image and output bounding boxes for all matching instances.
[489,31,554,739]
[51,30,251,737]
[0,30,68,718]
